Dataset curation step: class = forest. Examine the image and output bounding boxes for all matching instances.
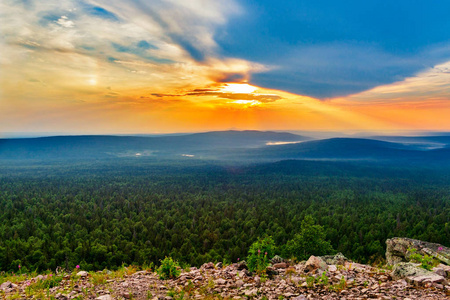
[0,158,449,273]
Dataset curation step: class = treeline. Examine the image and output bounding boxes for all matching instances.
[0,159,449,272]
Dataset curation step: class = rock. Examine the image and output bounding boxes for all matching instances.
[433,267,446,277]
[303,256,328,273]
[386,237,450,265]
[215,278,226,285]
[76,271,89,277]
[391,262,430,280]
[236,261,248,270]
[320,252,348,265]
[35,275,44,281]
[265,266,278,276]
[96,296,112,300]
[407,273,445,286]
[273,262,288,269]
[254,275,260,285]
[201,262,215,269]
[215,262,223,269]
[235,280,244,288]
[292,295,306,300]
[328,265,337,272]
[244,288,257,296]
[0,281,12,291]
[271,255,284,264]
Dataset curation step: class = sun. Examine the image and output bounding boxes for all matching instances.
[220,83,258,94]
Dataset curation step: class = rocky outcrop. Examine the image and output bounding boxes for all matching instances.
[1,258,450,299]
[386,237,450,265]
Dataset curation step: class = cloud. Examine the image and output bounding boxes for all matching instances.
[333,60,450,104]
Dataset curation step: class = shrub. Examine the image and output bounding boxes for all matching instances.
[247,236,276,274]
[407,248,438,271]
[285,215,333,261]
[156,257,181,280]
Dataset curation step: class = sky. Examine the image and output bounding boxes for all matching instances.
[1,0,450,135]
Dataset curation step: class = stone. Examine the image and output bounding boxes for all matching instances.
[303,255,328,273]
[271,255,284,264]
[244,288,257,296]
[433,267,446,277]
[236,261,248,270]
[235,280,244,288]
[407,273,445,286]
[328,265,337,272]
[292,296,306,300]
[76,271,89,277]
[320,252,348,265]
[273,262,288,269]
[215,262,223,269]
[215,278,226,285]
[201,262,215,269]
[96,296,112,300]
[386,237,450,265]
[391,262,429,280]
[0,281,12,291]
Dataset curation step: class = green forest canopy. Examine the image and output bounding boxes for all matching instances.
[0,159,449,272]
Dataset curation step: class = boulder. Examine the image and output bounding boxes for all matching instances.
[406,273,445,286]
[271,255,284,264]
[386,237,450,265]
[320,252,348,265]
[391,262,429,280]
[303,256,328,274]
[77,271,89,277]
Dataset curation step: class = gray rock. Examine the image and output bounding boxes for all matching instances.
[96,296,112,300]
[292,296,306,300]
[386,237,450,266]
[271,255,284,264]
[320,252,348,265]
[215,262,223,269]
[391,262,431,280]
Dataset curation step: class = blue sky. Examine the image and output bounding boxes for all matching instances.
[215,0,450,98]
[2,0,450,133]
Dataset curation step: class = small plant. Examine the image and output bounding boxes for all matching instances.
[157,257,181,280]
[338,276,347,291]
[318,271,328,285]
[247,236,275,275]
[363,281,369,287]
[306,276,315,288]
[407,247,438,271]
[91,272,108,286]
[146,291,153,299]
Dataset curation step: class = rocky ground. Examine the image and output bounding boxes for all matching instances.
[1,255,449,299]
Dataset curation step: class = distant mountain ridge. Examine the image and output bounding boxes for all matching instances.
[1,130,449,164]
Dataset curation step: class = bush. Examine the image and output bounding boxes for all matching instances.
[156,257,181,280]
[247,236,276,274]
[285,215,333,261]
